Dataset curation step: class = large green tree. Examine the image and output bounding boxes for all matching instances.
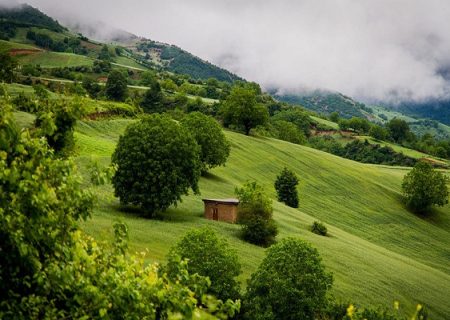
[221,86,269,135]
[105,70,128,101]
[181,112,230,172]
[402,161,449,212]
[112,115,201,216]
[166,228,241,301]
[243,238,333,320]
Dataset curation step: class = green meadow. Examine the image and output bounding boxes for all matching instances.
[72,118,450,319]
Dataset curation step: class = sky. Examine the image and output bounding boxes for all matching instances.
[10,0,450,103]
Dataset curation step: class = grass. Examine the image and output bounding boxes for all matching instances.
[0,39,39,53]
[311,116,339,129]
[113,56,149,71]
[18,51,93,68]
[70,118,450,319]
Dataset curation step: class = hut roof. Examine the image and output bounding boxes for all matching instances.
[202,198,239,205]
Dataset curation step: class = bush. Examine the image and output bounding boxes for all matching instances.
[274,167,299,208]
[112,114,201,216]
[402,161,449,213]
[311,221,328,236]
[243,238,333,320]
[166,228,241,301]
[235,181,278,246]
[181,112,230,172]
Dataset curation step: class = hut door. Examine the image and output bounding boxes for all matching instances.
[213,208,219,220]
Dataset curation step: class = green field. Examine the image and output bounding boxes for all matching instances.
[311,115,340,129]
[17,51,93,68]
[0,39,38,52]
[71,118,450,319]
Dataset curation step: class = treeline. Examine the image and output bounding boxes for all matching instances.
[26,30,88,54]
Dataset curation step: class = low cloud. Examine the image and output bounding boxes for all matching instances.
[25,0,450,103]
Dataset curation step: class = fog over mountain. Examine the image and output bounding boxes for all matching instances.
[21,0,450,104]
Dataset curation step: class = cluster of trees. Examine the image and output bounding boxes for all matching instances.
[26,31,87,54]
[309,137,417,167]
[0,52,17,83]
[111,113,230,216]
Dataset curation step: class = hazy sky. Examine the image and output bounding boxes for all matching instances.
[15,0,450,103]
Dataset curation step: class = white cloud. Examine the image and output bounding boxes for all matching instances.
[24,0,450,103]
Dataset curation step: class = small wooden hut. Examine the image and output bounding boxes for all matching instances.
[202,198,239,223]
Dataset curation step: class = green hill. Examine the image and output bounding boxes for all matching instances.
[70,117,450,319]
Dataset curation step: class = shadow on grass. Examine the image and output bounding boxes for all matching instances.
[201,171,229,183]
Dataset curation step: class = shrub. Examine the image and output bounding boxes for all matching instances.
[402,161,449,213]
[243,238,333,320]
[274,167,299,208]
[271,120,307,145]
[311,221,328,236]
[166,228,241,301]
[235,181,278,246]
[181,112,230,172]
[112,114,201,216]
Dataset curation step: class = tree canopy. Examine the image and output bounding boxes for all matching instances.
[105,70,128,101]
[112,115,201,216]
[181,112,230,172]
[402,161,449,212]
[166,228,241,301]
[274,167,299,208]
[243,238,333,320]
[221,86,269,135]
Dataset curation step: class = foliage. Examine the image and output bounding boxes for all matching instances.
[235,181,277,246]
[243,238,333,320]
[387,118,412,143]
[311,221,328,236]
[221,86,269,135]
[166,228,241,301]
[402,161,449,213]
[35,99,87,155]
[271,120,307,145]
[0,4,65,32]
[274,167,299,208]
[111,114,201,216]
[82,76,102,99]
[339,117,370,134]
[0,52,17,83]
[140,79,164,113]
[330,111,340,122]
[271,108,312,136]
[369,124,389,141]
[105,69,128,102]
[181,112,230,172]
[309,137,417,167]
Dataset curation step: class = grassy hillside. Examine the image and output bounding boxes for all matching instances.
[70,118,450,319]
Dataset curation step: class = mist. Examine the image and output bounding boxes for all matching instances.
[23,0,450,104]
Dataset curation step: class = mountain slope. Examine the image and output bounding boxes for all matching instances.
[71,118,450,319]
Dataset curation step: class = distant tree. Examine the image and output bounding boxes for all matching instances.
[105,70,128,101]
[329,111,340,123]
[387,118,411,143]
[140,79,164,113]
[274,167,299,208]
[181,112,230,172]
[221,86,269,135]
[166,228,241,301]
[271,108,311,136]
[140,71,157,86]
[369,125,389,141]
[271,120,307,145]
[235,181,277,246]
[0,52,17,83]
[345,117,370,134]
[98,44,111,61]
[402,161,449,213]
[82,76,102,98]
[112,115,201,216]
[243,238,333,320]
[161,78,178,92]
